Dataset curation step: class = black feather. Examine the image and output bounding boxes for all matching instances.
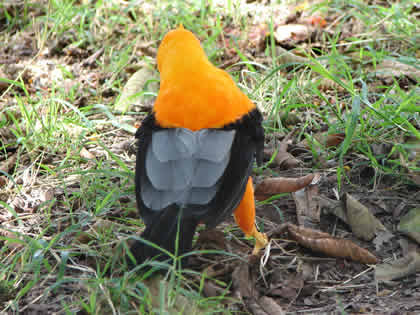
[131,108,264,268]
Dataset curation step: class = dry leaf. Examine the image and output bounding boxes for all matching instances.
[0,69,10,91]
[82,47,104,67]
[248,23,269,52]
[232,261,254,300]
[0,176,7,188]
[398,208,420,244]
[280,112,301,126]
[40,188,55,203]
[317,195,348,223]
[312,77,346,92]
[143,275,204,314]
[269,273,304,300]
[373,230,395,251]
[274,24,311,43]
[80,147,96,160]
[399,136,420,185]
[375,59,420,81]
[346,193,386,241]
[299,132,345,149]
[292,176,321,228]
[375,251,420,281]
[275,46,310,65]
[287,223,378,264]
[76,219,116,244]
[258,296,285,315]
[195,229,226,250]
[0,153,17,174]
[255,174,315,201]
[264,132,301,169]
[115,66,158,112]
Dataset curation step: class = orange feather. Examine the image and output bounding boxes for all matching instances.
[154,25,255,131]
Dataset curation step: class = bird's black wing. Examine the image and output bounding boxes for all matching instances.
[132,108,264,264]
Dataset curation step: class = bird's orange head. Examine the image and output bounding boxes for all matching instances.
[154,26,255,131]
[157,25,209,76]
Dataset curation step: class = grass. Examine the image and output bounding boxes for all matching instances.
[0,0,419,313]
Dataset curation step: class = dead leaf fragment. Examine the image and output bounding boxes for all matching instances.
[232,261,254,300]
[275,46,309,65]
[264,131,301,169]
[398,208,420,244]
[317,195,348,223]
[375,251,420,281]
[375,59,420,81]
[373,230,395,251]
[76,219,116,244]
[346,193,386,241]
[292,176,321,228]
[115,66,158,112]
[40,188,55,203]
[258,296,285,315]
[274,24,311,44]
[0,154,17,175]
[80,147,96,160]
[299,132,345,149]
[0,69,10,91]
[0,175,6,187]
[311,77,346,92]
[255,174,315,201]
[287,223,378,264]
[143,275,204,314]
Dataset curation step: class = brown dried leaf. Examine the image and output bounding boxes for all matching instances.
[268,130,301,169]
[255,174,315,201]
[269,273,304,300]
[143,275,204,314]
[2,230,24,251]
[373,230,395,251]
[195,229,226,250]
[0,153,17,174]
[287,224,378,264]
[80,147,96,160]
[292,175,321,227]
[258,296,285,315]
[0,176,7,188]
[0,69,10,91]
[248,23,269,52]
[274,24,311,44]
[317,195,348,223]
[375,59,420,81]
[76,219,115,244]
[247,298,268,315]
[299,132,345,149]
[399,136,420,185]
[375,251,420,281]
[115,66,158,112]
[312,77,346,92]
[82,47,104,67]
[346,193,386,241]
[202,280,226,298]
[275,46,309,65]
[264,146,300,170]
[232,262,254,300]
[40,188,55,203]
[398,207,420,244]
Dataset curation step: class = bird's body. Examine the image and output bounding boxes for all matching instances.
[131,26,267,266]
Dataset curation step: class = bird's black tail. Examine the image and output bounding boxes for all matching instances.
[128,206,199,270]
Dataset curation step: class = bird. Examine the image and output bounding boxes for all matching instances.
[130,25,268,268]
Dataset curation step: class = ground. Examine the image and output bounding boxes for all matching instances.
[0,0,419,314]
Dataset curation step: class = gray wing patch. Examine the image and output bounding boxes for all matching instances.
[142,128,236,211]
